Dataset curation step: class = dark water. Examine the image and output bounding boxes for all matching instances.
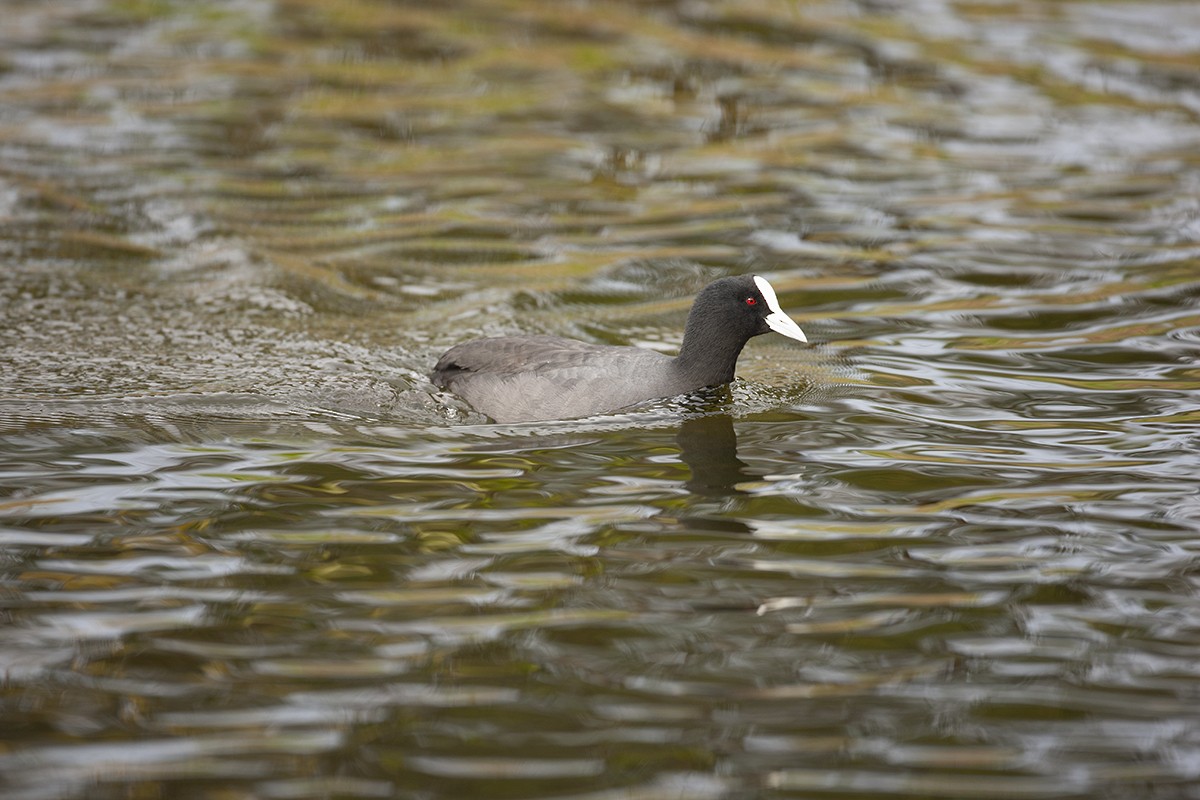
[2,1,1200,798]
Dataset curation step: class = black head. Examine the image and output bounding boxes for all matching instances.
[676,274,806,385]
[689,274,806,341]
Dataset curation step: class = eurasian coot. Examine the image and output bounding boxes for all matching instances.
[432,274,807,423]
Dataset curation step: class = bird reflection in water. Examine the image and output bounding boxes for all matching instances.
[675,413,756,496]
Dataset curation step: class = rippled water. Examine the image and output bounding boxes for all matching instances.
[2,1,1200,798]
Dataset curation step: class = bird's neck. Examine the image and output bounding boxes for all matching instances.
[674,325,748,388]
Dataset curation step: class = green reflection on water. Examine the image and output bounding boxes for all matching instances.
[1,0,1199,798]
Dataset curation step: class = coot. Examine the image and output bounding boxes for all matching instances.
[432,274,807,423]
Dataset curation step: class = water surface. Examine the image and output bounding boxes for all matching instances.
[2,1,1199,798]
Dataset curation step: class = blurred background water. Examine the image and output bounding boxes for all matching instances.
[1,1,1199,798]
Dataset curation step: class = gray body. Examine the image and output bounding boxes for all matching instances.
[434,336,697,423]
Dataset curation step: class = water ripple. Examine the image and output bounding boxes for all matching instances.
[1,1,1198,798]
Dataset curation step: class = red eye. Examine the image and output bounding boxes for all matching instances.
[745,297,757,305]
